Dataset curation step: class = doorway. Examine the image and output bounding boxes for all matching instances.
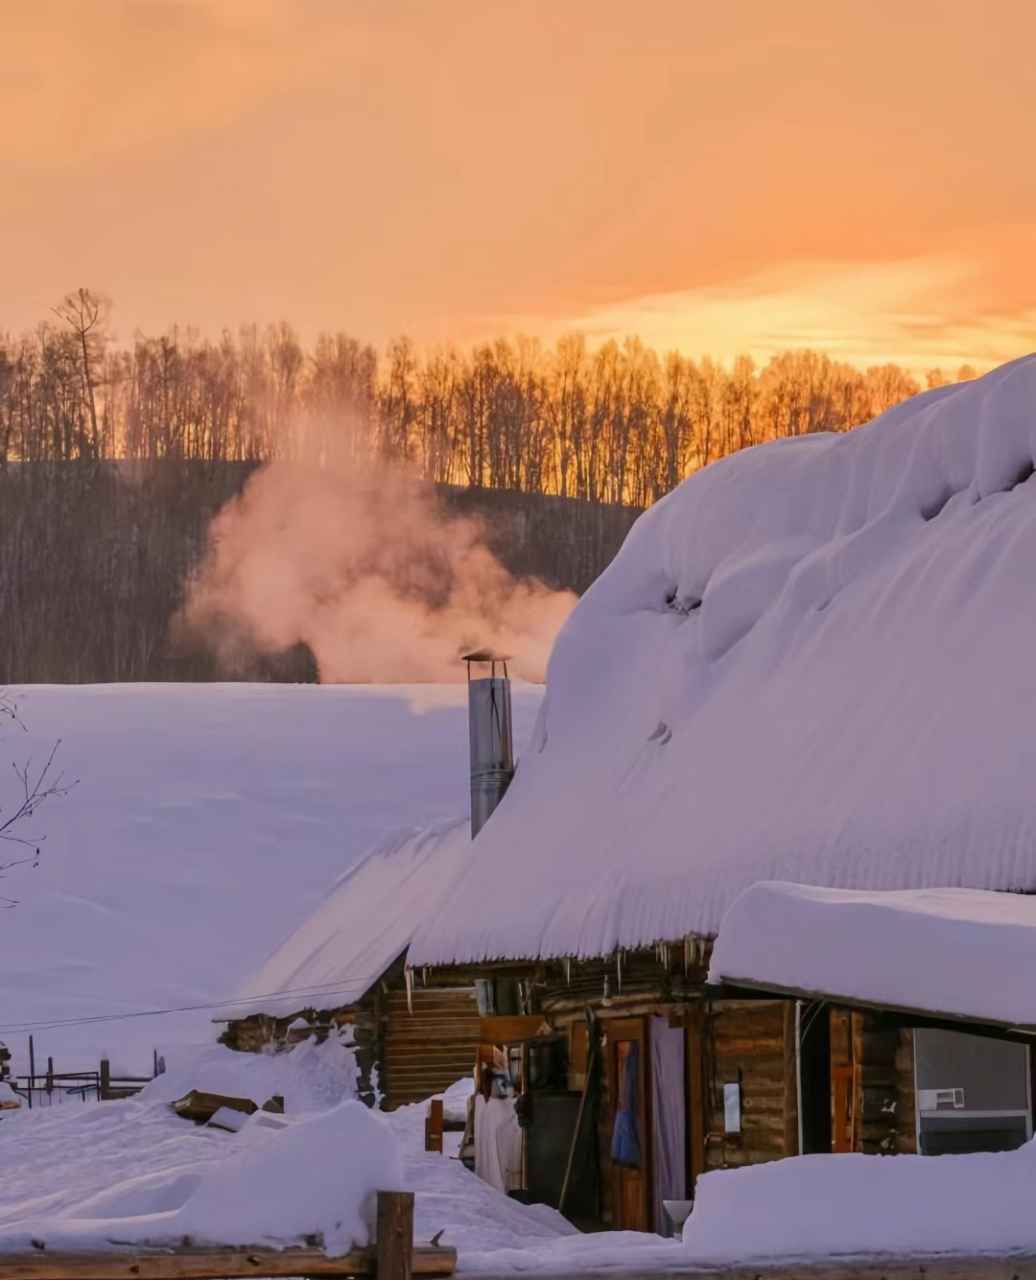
[608,1018,650,1231]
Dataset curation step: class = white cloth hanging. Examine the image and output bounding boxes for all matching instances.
[474,1094,522,1193]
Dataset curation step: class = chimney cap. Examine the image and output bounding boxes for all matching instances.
[462,650,510,679]
[461,649,511,664]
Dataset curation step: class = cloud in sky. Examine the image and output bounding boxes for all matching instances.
[1,0,1035,370]
[501,255,1036,375]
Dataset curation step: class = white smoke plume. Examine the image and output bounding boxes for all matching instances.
[178,459,576,684]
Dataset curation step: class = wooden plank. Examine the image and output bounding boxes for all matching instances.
[0,1244,455,1279]
[494,1261,1036,1280]
[478,1016,547,1044]
[711,1036,784,1058]
[781,1000,798,1157]
[712,976,1036,1039]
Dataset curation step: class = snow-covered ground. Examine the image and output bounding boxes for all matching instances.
[0,683,542,1074]
[0,1038,681,1274]
[682,1143,1036,1266]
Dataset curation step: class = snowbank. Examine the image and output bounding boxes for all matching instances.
[143,1032,364,1114]
[0,1036,401,1256]
[683,1143,1036,1265]
[224,819,472,1019]
[0,682,541,1070]
[710,882,1036,1028]
[0,1040,677,1272]
[411,357,1036,965]
[0,1102,403,1257]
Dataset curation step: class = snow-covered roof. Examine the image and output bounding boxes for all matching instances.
[224,819,472,1019]
[709,882,1036,1029]
[410,355,1036,966]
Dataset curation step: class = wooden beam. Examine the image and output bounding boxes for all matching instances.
[780,1000,799,1158]
[708,980,1036,1041]
[376,1191,415,1280]
[0,1244,455,1280]
[449,1259,1036,1280]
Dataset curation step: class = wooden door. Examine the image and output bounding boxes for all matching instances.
[608,1017,651,1232]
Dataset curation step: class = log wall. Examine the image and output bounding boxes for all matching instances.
[220,980,482,1112]
[895,1027,918,1154]
[378,986,481,1110]
[703,1000,798,1171]
[851,1012,901,1155]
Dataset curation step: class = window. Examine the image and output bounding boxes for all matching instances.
[914,1028,1031,1155]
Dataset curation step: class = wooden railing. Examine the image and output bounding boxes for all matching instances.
[0,1194,456,1280]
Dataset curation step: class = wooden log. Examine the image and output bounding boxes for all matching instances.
[509,1260,1036,1280]
[711,1036,784,1058]
[0,1244,455,1280]
[376,1191,415,1280]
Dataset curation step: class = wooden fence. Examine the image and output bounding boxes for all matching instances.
[7,1039,160,1110]
[0,1193,455,1280]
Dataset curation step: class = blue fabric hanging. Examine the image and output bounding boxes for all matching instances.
[610,1039,642,1168]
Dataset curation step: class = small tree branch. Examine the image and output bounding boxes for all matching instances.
[0,689,76,904]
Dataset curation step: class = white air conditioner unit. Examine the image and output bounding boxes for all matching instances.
[917,1086,965,1111]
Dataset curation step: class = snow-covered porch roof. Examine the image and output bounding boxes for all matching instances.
[708,882,1036,1032]
[222,819,471,1021]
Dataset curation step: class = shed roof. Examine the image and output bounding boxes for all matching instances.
[223,818,471,1020]
[709,882,1036,1030]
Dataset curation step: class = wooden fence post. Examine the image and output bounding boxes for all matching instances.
[375,1190,414,1280]
[100,1058,111,1100]
[425,1098,444,1153]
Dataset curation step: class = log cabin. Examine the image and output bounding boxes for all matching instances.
[224,650,1036,1233]
[403,682,1036,1230]
[405,887,1036,1235]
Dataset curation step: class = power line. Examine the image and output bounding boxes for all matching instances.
[0,974,382,1037]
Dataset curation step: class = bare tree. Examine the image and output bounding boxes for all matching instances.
[0,692,74,905]
[52,288,110,459]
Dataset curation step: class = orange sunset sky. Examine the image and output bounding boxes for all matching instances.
[3,0,1035,373]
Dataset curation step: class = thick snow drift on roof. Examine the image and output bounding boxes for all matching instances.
[710,882,1036,1028]
[412,356,1036,965]
[0,683,541,1071]
[683,1143,1036,1266]
[225,819,471,1019]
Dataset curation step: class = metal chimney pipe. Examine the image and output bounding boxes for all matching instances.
[463,651,515,838]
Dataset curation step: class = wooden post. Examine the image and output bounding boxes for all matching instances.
[375,1190,414,1280]
[425,1098,444,1153]
[782,1001,799,1157]
[100,1058,111,1101]
[27,1036,35,1110]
